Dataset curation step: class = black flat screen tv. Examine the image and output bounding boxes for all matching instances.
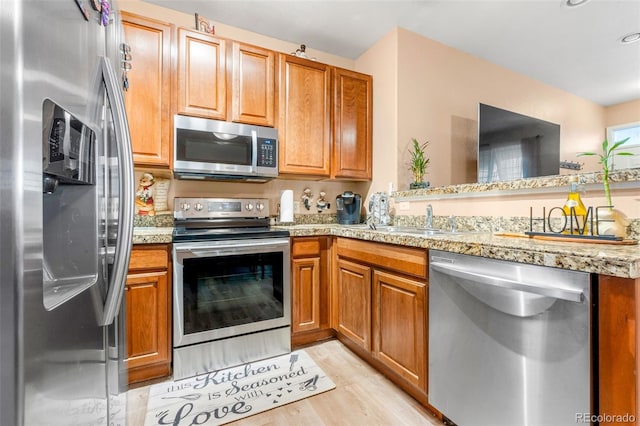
[478,103,560,183]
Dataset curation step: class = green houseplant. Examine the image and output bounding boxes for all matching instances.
[577,138,632,208]
[577,138,633,237]
[408,138,430,189]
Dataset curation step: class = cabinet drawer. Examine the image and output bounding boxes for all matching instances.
[129,245,169,271]
[292,237,322,258]
[335,238,427,280]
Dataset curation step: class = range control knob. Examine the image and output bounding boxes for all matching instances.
[181,202,191,211]
[194,203,204,212]
[245,203,254,211]
[256,202,265,212]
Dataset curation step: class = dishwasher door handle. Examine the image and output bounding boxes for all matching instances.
[430,261,585,303]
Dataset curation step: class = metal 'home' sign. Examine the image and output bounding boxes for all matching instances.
[527,205,622,241]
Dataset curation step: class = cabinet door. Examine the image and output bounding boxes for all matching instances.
[373,270,427,393]
[599,275,638,425]
[125,271,170,375]
[230,42,275,126]
[126,244,171,384]
[278,54,331,177]
[177,29,226,120]
[292,257,321,333]
[332,68,373,180]
[336,258,372,351]
[122,13,172,167]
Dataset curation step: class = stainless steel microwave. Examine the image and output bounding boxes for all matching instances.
[173,115,278,182]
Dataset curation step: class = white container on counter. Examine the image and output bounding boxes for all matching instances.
[280,190,294,222]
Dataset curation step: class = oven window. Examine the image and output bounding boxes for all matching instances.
[182,252,284,334]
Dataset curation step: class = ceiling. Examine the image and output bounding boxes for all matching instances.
[145,0,640,106]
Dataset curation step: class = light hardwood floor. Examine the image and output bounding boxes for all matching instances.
[126,339,444,425]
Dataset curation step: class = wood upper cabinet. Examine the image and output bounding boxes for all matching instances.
[373,270,427,393]
[291,237,333,347]
[230,42,276,127]
[332,68,373,180]
[335,258,372,351]
[278,57,372,180]
[177,28,227,120]
[278,54,332,177]
[121,13,173,167]
[126,245,172,384]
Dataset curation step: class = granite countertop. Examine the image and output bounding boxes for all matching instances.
[133,224,640,279]
[279,224,640,279]
[133,227,174,244]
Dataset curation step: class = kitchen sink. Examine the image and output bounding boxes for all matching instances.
[342,224,448,235]
[384,226,445,235]
[379,226,487,236]
[340,224,486,236]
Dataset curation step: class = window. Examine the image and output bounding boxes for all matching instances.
[607,122,640,170]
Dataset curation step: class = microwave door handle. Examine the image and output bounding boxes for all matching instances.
[99,56,134,327]
[251,130,258,172]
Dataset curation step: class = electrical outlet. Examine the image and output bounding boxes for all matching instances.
[398,201,410,211]
[294,201,301,214]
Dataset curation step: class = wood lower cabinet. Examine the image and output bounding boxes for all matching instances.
[333,237,428,403]
[177,28,227,120]
[598,275,640,425]
[126,244,172,384]
[372,270,427,393]
[335,258,372,351]
[122,13,173,167]
[291,237,333,346]
[332,68,373,180]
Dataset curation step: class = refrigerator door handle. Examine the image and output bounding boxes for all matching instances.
[99,56,134,327]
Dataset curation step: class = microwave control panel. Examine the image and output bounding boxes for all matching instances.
[257,138,276,168]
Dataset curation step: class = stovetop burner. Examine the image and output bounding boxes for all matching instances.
[172,197,289,242]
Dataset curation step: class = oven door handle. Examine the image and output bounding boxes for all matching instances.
[174,239,289,258]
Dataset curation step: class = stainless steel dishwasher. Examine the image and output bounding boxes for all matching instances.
[428,250,592,426]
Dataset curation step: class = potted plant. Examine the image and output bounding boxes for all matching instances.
[577,138,633,237]
[408,138,430,189]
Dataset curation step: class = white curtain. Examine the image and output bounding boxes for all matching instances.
[482,141,523,182]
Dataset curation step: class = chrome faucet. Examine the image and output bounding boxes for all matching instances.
[449,215,457,233]
[426,204,433,229]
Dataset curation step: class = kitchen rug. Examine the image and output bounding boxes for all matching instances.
[144,350,335,425]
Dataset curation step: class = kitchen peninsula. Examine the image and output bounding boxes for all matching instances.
[282,224,640,277]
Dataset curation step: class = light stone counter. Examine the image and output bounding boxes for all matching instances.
[132,227,174,244]
[131,224,639,278]
[279,224,640,279]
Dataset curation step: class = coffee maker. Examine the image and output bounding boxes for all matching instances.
[336,191,362,224]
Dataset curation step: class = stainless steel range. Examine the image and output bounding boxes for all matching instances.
[172,197,291,380]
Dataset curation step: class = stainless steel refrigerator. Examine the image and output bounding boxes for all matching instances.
[1,1,134,425]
